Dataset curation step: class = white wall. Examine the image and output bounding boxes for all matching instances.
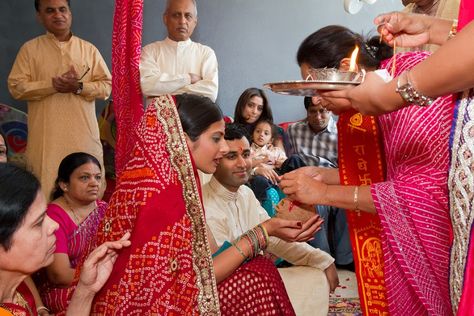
[1,0,402,122]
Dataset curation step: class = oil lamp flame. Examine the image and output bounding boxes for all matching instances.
[349,46,359,72]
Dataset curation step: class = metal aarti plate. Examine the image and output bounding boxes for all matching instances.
[264,68,363,96]
[264,80,359,96]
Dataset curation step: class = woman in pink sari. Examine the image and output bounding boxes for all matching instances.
[315,3,474,314]
[36,152,107,314]
[280,25,454,315]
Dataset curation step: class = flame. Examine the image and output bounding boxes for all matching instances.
[349,46,359,72]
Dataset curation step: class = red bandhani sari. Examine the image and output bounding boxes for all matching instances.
[372,52,454,315]
[93,1,294,314]
[91,96,220,315]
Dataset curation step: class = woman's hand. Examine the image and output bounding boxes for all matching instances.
[291,166,340,185]
[324,263,339,293]
[262,215,323,243]
[320,71,403,116]
[280,169,329,205]
[77,232,131,294]
[374,11,434,47]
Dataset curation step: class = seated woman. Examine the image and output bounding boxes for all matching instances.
[0,163,130,316]
[90,94,321,315]
[281,25,454,315]
[36,152,107,314]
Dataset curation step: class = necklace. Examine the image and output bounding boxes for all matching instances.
[64,198,82,225]
[64,196,97,225]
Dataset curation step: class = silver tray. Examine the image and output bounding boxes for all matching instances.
[263,80,360,96]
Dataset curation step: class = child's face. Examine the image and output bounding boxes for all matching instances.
[253,122,273,147]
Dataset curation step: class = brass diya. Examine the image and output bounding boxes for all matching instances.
[264,68,364,97]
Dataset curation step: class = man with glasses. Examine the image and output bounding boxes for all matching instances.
[8,0,111,198]
[140,0,218,103]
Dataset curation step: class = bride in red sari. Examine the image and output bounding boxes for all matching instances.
[91,93,321,315]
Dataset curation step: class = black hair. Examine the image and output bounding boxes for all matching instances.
[224,123,250,143]
[297,25,393,69]
[0,163,41,250]
[176,94,223,141]
[304,97,314,110]
[35,0,71,11]
[51,152,101,200]
[254,118,278,142]
[233,88,273,124]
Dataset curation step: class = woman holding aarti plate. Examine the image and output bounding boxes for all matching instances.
[278,25,455,315]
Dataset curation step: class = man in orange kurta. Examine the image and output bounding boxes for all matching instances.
[8,0,111,198]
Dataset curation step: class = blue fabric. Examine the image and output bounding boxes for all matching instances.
[308,205,353,265]
[212,240,233,258]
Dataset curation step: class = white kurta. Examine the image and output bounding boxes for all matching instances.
[8,32,111,198]
[202,176,334,270]
[140,37,218,102]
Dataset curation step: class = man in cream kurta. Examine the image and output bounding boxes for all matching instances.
[203,124,337,314]
[8,0,111,198]
[140,0,218,104]
[202,124,335,277]
[204,178,334,272]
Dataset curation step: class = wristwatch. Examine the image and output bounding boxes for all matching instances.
[75,82,83,95]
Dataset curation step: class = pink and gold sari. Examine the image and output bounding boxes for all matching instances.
[37,201,107,315]
[372,52,454,315]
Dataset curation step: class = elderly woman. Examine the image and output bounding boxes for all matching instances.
[0,163,129,316]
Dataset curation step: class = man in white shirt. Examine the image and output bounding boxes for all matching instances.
[202,124,338,293]
[140,0,218,103]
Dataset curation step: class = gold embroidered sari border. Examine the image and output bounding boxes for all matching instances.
[151,95,220,315]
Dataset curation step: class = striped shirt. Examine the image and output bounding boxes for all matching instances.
[287,117,338,167]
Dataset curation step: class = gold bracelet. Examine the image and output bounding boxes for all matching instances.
[232,242,248,260]
[37,306,50,314]
[258,224,270,245]
[353,186,359,211]
[448,19,458,40]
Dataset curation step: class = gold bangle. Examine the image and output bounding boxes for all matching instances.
[353,186,359,211]
[37,306,50,314]
[448,19,458,40]
[232,242,248,260]
[258,224,270,245]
